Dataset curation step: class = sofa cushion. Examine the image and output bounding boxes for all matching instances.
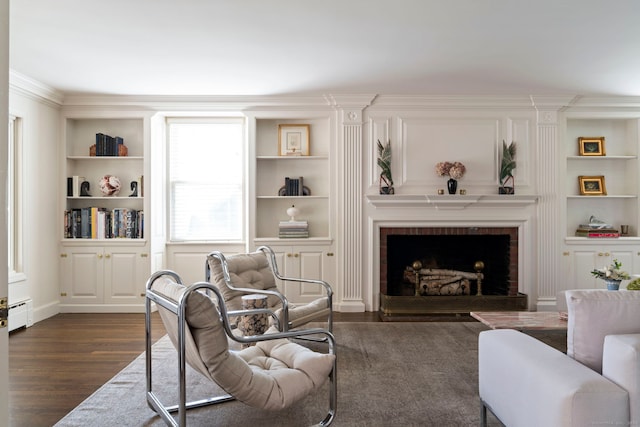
[603,334,640,424]
[566,289,640,373]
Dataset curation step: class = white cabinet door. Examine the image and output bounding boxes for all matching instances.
[269,244,335,304]
[60,246,104,304]
[103,247,149,304]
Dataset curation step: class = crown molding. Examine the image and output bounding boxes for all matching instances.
[9,70,64,107]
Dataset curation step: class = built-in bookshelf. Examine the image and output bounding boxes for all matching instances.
[564,117,639,240]
[63,117,145,241]
[59,112,151,311]
[253,116,331,241]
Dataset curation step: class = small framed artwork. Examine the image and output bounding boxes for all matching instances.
[578,175,607,195]
[278,124,310,156]
[578,137,606,156]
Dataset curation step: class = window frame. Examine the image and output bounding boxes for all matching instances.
[8,114,25,283]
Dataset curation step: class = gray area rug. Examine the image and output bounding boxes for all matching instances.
[55,322,516,427]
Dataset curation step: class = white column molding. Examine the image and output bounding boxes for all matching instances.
[535,108,562,309]
[327,95,376,311]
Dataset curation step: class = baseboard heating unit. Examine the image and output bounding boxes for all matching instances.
[9,298,33,332]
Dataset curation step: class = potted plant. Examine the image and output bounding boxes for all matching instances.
[499,140,516,194]
[591,259,630,290]
[377,139,394,194]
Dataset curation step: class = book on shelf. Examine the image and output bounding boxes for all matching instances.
[67,176,84,197]
[92,133,127,157]
[575,227,620,238]
[283,176,305,196]
[278,219,309,238]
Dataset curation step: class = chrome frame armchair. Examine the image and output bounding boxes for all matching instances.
[145,270,337,426]
[204,245,333,333]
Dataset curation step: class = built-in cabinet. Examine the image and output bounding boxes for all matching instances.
[562,114,640,288]
[59,244,149,308]
[248,112,336,303]
[59,112,150,311]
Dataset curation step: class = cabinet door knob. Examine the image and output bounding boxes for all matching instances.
[97,253,103,259]
[562,251,570,256]
[598,252,604,257]
[60,253,67,258]
[604,252,610,257]
[294,253,299,258]
[104,253,111,259]
[327,252,334,256]
[140,253,148,258]
[287,253,292,258]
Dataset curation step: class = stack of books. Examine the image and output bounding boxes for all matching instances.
[279,220,309,238]
[575,224,620,238]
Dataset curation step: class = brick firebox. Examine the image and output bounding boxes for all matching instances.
[380,226,519,297]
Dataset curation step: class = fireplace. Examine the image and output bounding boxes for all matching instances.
[379,226,527,319]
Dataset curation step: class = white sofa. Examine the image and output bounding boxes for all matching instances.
[478,290,640,427]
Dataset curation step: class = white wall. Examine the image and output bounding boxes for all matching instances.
[8,76,61,323]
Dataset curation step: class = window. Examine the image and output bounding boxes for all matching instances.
[8,115,24,281]
[167,118,245,241]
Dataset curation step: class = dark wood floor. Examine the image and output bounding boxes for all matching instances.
[8,311,377,427]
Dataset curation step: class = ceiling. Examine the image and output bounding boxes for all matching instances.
[9,0,640,97]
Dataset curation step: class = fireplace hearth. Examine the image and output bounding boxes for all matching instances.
[379,226,527,320]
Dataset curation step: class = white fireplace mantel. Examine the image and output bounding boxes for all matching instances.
[366,194,539,210]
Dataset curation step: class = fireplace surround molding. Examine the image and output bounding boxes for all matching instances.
[364,194,539,312]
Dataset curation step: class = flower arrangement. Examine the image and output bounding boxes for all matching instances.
[435,161,466,179]
[591,259,630,281]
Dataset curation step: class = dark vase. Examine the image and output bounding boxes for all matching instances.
[447,178,457,195]
[499,186,515,195]
[380,186,395,195]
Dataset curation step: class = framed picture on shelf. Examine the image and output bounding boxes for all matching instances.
[578,137,606,156]
[578,175,607,195]
[278,124,310,156]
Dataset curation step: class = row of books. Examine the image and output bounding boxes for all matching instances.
[64,207,143,239]
[279,220,309,238]
[575,226,620,238]
[90,133,128,157]
[284,177,305,196]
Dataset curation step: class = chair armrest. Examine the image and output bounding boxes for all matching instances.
[479,329,629,427]
[603,333,640,424]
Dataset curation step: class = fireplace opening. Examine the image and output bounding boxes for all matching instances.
[386,234,510,296]
[378,227,526,319]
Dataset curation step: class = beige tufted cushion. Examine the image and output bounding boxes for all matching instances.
[566,289,640,373]
[150,277,335,410]
[207,252,282,311]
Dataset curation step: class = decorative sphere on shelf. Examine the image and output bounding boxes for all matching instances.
[99,175,121,196]
[286,205,300,221]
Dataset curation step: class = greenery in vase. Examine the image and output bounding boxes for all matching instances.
[377,139,394,190]
[591,259,630,281]
[499,140,516,187]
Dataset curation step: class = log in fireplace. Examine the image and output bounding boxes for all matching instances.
[379,227,527,320]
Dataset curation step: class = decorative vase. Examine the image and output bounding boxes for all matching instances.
[447,178,457,195]
[605,279,621,291]
[498,186,514,195]
[380,186,394,195]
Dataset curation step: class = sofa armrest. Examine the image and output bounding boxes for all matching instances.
[603,333,640,424]
[479,329,629,427]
